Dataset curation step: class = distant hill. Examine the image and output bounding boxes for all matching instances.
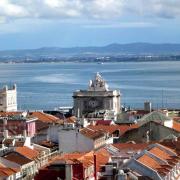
[0,43,180,62]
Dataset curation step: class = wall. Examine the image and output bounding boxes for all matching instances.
[121,121,180,143]
[127,159,161,180]
[27,121,36,137]
[0,85,17,112]
[59,129,94,153]
[73,90,120,118]
[47,125,60,143]
[0,157,20,168]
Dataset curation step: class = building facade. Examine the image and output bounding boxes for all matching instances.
[0,84,17,112]
[73,73,121,118]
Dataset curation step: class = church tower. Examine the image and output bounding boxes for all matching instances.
[0,84,17,112]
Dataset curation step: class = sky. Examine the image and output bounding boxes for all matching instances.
[0,0,180,50]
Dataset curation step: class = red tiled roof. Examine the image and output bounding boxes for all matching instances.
[149,147,171,160]
[132,110,150,115]
[172,121,180,132]
[28,112,61,124]
[0,167,19,177]
[15,146,39,160]
[87,124,139,136]
[136,143,180,175]
[80,128,105,140]
[96,120,112,126]
[160,139,180,157]
[0,112,22,117]
[36,120,49,132]
[66,116,76,124]
[112,143,148,150]
[50,152,87,166]
[149,147,172,161]
[137,154,162,170]
[95,148,110,172]
[47,148,110,171]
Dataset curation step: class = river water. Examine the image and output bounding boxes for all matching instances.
[0,61,180,110]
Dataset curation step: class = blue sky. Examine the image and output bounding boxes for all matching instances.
[0,0,180,50]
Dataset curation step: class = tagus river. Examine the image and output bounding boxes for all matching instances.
[0,61,180,110]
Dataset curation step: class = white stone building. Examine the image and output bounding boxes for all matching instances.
[58,126,113,153]
[0,84,17,112]
[73,73,121,119]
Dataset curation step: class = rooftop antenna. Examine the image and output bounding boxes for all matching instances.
[161,89,164,109]
[165,96,168,109]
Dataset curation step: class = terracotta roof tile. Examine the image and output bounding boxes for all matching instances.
[137,154,162,170]
[28,112,61,123]
[0,112,22,117]
[15,146,39,160]
[96,120,112,126]
[95,148,110,172]
[36,120,49,132]
[87,124,139,136]
[136,143,180,175]
[112,143,148,150]
[66,116,76,124]
[149,147,172,161]
[172,121,180,132]
[3,152,32,166]
[0,167,19,177]
[80,128,105,140]
[47,148,110,171]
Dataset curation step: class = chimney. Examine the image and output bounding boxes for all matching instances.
[3,130,8,138]
[23,130,27,137]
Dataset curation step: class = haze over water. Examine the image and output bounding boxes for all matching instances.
[0,61,180,110]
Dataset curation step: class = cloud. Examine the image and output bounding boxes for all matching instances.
[123,0,180,19]
[0,0,28,18]
[83,22,156,29]
[0,0,180,23]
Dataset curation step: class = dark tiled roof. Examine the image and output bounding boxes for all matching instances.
[3,152,32,166]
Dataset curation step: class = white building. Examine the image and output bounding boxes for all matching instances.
[73,73,121,119]
[58,126,111,153]
[0,84,17,112]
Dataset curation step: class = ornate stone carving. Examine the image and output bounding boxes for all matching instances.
[88,72,109,91]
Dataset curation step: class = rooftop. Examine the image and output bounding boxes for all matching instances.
[28,111,61,124]
[172,121,180,132]
[15,146,39,160]
[137,154,162,169]
[0,167,19,177]
[139,111,171,124]
[112,142,148,151]
[3,152,32,166]
[80,128,105,140]
[87,124,139,136]
[46,147,110,172]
